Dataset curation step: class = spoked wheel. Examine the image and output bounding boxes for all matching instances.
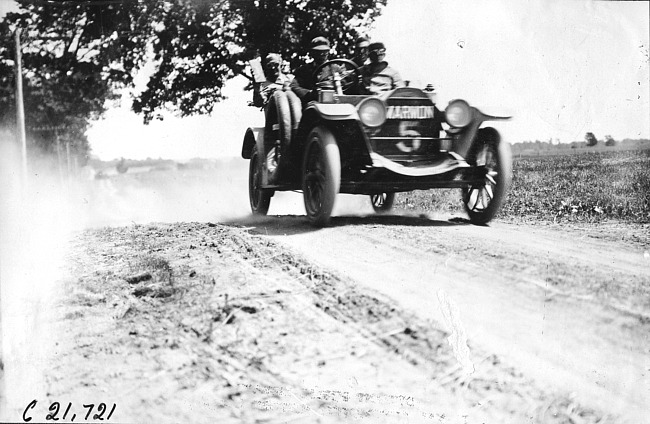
[462,128,512,225]
[370,193,395,213]
[249,145,272,215]
[302,126,341,226]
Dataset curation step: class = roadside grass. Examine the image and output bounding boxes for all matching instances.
[394,149,650,224]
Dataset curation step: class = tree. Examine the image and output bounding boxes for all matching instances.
[129,0,386,122]
[0,0,387,160]
[604,135,616,146]
[0,0,147,159]
[585,132,598,147]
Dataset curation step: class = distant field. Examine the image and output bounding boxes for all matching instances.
[511,140,650,158]
[394,149,650,224]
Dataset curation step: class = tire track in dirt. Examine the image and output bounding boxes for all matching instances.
[36,222,612,424]
[230,221,617,423]
[242,214,649,423]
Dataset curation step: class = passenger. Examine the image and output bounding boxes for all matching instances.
[290,36,333,104]
[351,36,370,67]
[253,53,290,107]
[361,42,405,94]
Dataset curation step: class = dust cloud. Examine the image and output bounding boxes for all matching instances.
[0,141,255,418]
[77,161,252,227]
[0,138,83,418]
[0,138,389,417]
[73,160,387,228]
[266,191,375,218]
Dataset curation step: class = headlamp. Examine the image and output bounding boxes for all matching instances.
[445,99,472,128]
[358,98,386,128]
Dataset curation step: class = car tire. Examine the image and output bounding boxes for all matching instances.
[264,90,292,180]
[370,193,395,213]
[285,90,302,139]
[302,126,341,227]
[285,90,302,171]
[462,127,512,225]
[249,144,272,215]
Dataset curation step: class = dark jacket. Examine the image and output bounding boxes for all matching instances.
[291,62,338,103]
[351,55,367,68]
[290,62,319,102]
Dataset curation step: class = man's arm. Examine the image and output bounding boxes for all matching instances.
[290,78,311,100]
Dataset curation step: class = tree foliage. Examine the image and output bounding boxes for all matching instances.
[0,0,147,157]
[585,132,598,147]
[0,0,387,157]
[130,0,386,122]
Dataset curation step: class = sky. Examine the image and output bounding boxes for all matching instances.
[2,0,649,160]
[371,0,649,148]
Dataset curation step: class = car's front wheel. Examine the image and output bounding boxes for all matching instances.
[462,128,512,225]
[302,126,341,226]
[249,145,272,215]
[370,193,395,213]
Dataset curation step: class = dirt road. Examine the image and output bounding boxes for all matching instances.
[242,210,650,423]
[2,165,648,423]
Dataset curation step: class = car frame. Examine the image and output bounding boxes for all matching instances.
[241,58,512,226]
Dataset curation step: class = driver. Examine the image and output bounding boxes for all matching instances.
[290,36,334,104]
[351,36,370,67]
[361,42,405,94]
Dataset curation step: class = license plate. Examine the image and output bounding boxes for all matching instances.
[386,105,435,119]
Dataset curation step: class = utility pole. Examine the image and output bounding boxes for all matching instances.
[15,28,28,181]
[55,129,64,185]
[66,141,71,177]
[1,27,28,417]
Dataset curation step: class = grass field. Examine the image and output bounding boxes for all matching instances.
[395,149,650,224]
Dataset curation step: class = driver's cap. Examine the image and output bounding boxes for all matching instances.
[310,36,330,51]
[368,42,386,52]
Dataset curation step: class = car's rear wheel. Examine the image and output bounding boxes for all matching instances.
[249,145,272,215]
[370,193,395,213]
[302,126,340,226]
[462,128,512,225]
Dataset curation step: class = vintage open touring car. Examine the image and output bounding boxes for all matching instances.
[241,58,512,226]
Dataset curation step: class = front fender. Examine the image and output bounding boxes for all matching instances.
[305,102,359,120]
[451,108,511,158]
[241,127,264,159]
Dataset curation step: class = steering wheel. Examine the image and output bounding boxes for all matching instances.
[312,59,361,95]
